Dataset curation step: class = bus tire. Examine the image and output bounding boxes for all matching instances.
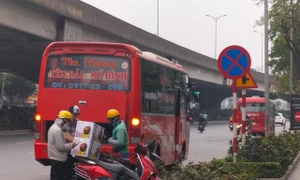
[153,145,164,169]
[178,142,186,163]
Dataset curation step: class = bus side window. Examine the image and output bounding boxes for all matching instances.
[141,58,175,115]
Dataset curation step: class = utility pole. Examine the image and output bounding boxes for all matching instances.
[289,0,294,95]
[205,14,227,59]
[264,0,271,137]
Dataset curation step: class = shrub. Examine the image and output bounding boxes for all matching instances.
[160,160,284,179]
[235,131,300,169]
[223,131,300,178]
[0,107,35,130]
[251,162,284,178]
[160,159,261,180]
[160,131,300,180]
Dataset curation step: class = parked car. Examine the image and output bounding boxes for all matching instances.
[275,112,286,126]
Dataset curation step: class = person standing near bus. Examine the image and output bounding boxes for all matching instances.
[106,109,129,158]
[62,105,80,180]
[48,110,78,180]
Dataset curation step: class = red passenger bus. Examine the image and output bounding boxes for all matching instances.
[236,96,276,136]
[34,42,192,166]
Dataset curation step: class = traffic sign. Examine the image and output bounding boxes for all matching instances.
[294,112,300,122]
[218,45,251,80]
[231,72,258,89]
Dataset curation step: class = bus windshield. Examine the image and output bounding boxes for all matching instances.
[44,55,130,91]
[242,102,265,112]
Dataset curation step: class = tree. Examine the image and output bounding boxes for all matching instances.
[4,74,36,105]
[255,0,300,96]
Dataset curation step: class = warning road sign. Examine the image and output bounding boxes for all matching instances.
[231,72,258,89]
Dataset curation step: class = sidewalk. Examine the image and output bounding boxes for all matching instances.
[288,161,300,180]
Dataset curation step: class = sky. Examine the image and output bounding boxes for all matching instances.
[81,0,265,72]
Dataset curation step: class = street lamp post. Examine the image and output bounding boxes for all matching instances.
[264,0,271,137]
[254,30,264,73]
[157,0,159,36]
[290,0,294,95]
[205,14,227,59]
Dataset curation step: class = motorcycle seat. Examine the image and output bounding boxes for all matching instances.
[96,160,139,180]
[119,157,133,169]
[119,157,130,164]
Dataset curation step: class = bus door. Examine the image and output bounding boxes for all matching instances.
[174,88,181,161]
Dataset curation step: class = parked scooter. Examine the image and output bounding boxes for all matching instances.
[73,134,161,180]
[198,113,208,133]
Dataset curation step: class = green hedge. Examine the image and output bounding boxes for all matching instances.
[0,107,36,130]
[160,159,283,180]
[252,162,285,178]
[159,131,300,179]
[236,131,300,170]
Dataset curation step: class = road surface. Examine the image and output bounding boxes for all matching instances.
[0,122,287,180]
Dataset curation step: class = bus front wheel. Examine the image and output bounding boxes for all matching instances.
[178,143,186,163]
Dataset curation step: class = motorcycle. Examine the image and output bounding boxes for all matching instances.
[198,113,208,133]
[73,134,161,180]
[236,116,252,136]
[229,122,233,132]
[229,116,233,131]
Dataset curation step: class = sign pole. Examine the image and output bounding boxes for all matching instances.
[217,45,254,162]
[241,89,246,146]
[232,80,238,162]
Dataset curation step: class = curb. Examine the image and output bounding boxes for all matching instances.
[0,129,33,136]
[259,152,300,180]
